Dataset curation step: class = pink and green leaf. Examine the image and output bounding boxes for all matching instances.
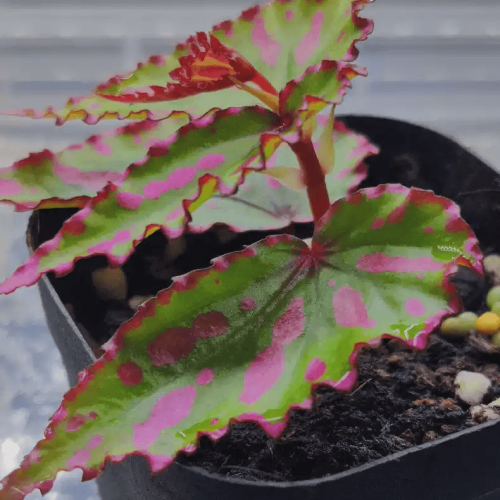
[0,185,480,500]
[0,107,279,295]
[4,0,372,125]
[1,51,262,126]
[279,61,364,116]
[98,33,277,104]
[0,115,189,211]
[189,117,377,232]
[212,0,372,92]
[3,37,265,126]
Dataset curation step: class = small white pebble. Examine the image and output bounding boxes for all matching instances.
[455,371,491,406]
[470,398,500,423]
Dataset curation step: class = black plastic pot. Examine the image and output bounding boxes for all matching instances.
[33,116,500,500]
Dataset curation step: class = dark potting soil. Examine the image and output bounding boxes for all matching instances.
[177,335,500,482]
[32,116,500,483]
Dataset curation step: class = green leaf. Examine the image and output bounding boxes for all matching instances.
[189,117,377,232]
[279,61,364,116]
[0,107,279,295]
[0,185,480,500]
[316,105,336,173]
[213,0,373,91]
[0,116,189,211]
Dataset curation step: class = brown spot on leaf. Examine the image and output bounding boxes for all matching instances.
[117,361,143,386]
[147,328,197,366]
[193,311,229,338]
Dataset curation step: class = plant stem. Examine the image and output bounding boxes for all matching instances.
[290,139,330,223]
[229,77,279,113]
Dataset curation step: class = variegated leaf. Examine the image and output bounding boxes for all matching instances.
[0,49,263,125]
[212,0,372,91]
[98,33,277,104]
[189,117,377,232]
[3,0,372,125]
[0,116,189,211]
[0,185,480,500]
[0,107,279,294]
[279,61,364,117]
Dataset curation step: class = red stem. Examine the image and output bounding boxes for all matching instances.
[290,139,330,223]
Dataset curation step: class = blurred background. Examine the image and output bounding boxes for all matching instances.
[0,0,499,498]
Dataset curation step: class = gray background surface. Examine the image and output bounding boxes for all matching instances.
[0,0,499,498]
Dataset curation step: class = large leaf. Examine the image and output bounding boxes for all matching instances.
[189,117,377,232]
[1,50,261,125]
[212,0,372,91]
[98,33,277,104]
[4,0,372,125]
[0,107,279,294]
[0,185,481,500]
[0,115,189,211]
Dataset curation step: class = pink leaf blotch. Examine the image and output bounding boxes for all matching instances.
[332,286,376,328]
[133,386,197,449]
[240,297,305,405]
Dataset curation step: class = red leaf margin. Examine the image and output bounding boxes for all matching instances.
[0,118,188,212]
[0,103,178,127]
[97,33,277,104]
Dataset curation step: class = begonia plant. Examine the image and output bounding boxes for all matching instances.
[0,0,482,498]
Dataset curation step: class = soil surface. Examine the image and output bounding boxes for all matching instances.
[178,334,500,481]
[33,117,500,483]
